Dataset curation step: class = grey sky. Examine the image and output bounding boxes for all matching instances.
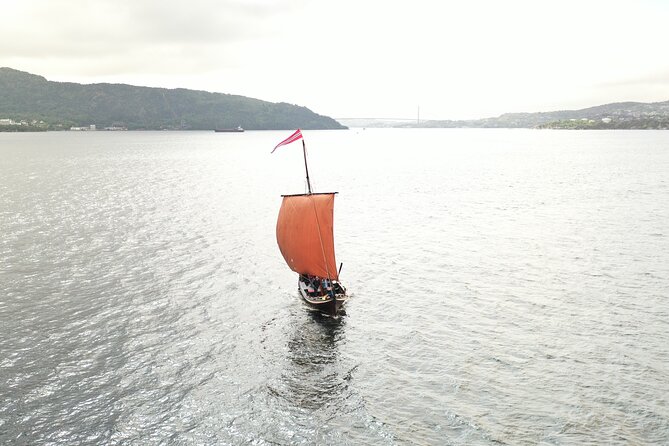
[2,0,668,119]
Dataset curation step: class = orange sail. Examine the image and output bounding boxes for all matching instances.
[276,193,339,280]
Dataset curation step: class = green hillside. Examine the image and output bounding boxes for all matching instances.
[340,100,669,129]
[409,101,669,129]
[0,68,346,131]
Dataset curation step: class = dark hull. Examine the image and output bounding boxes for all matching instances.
[214,128,244,133]
[298,276,348,317]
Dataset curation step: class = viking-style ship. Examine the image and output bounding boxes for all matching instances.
[273,130,348,316]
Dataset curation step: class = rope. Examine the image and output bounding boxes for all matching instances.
[303,141,336,302]
[309,194,336,300]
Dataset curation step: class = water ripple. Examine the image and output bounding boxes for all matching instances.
[1,130,668,444]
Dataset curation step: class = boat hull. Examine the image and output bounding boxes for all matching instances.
[298,275,348,316]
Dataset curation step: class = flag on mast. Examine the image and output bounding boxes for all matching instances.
[271,129,303,153]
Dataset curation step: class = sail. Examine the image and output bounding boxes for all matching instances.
[276,193,339,280]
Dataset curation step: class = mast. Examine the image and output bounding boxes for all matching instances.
[274,130,339,294]
[302,139,312,194]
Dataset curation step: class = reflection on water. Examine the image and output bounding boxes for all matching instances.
[257,304,386,444]
[283,309,347,411]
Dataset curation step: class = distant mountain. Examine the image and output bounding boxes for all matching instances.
[470,101,669,129]
[339,101,669,130]
[0,67,346,131]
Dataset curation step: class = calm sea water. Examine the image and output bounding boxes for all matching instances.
[1,129,668,445]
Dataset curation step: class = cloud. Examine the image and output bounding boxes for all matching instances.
[598,69,669,88]
[2,0,669,118]
[0,0,305,74]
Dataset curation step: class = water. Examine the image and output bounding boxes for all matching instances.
[1,129,668,445]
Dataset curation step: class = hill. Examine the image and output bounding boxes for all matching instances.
[479,101,669,129]
[339,101,669,130]
[0,68,346,131]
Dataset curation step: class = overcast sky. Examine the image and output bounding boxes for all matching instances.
[2,0,668,120]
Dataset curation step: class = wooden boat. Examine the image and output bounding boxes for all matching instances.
[214,126,244,132]
[274,130,349,316]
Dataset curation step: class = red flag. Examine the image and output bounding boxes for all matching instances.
[272,129,303,153]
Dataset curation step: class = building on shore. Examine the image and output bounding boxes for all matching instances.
[70,125,97,131]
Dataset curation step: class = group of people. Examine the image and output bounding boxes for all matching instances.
[302,274,333,296]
